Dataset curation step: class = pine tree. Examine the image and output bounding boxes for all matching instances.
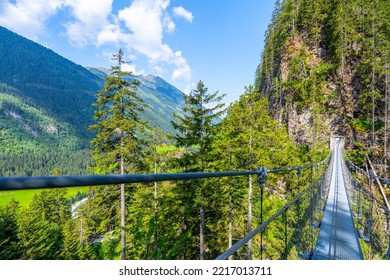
[29,189,70,226]
[172,80,226,259]
[17,206,63,259]
[89,49,148,260]
[212,86,300,259]
[0,199,20,259]
[61,219,95,260]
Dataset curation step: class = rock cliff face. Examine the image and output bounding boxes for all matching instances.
[255,0,389,167]
[264,32,354,148]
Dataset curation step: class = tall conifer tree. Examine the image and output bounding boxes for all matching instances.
[172,80,226,259]
[89,49,147,260]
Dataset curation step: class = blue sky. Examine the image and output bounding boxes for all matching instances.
[0,0,275,105]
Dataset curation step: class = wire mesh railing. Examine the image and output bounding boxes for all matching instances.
[344,156,390,260]
[216,153,332,260]
[0,154,332,260]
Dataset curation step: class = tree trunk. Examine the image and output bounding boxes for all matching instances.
[120,183,125,259]
[153,130,158,258]
[120,138,126,260]
[385,62,389,175]
[200,190,205,260]
[367,156,390,211]
[228,183,233,260]
[199,95,205,260]
[247,174,253,260]
[371,3,376,148]
[153,181,158,258]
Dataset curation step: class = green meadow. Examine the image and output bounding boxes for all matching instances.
[0,186,89,208]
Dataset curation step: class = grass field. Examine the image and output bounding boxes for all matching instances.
[0,186,89,208]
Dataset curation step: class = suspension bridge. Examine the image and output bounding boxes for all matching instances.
[312,137,363,259]
[0,136,389,260]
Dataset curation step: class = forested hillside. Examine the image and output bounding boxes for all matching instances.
[0,26,185,176]
[0,92,90,176]
[255,0,389,172]
[0,26,102,139]
[0,26,185,143]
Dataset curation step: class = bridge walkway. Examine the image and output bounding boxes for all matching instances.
[312,138,363,260]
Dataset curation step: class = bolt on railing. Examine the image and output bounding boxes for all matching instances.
[344,155,390,260]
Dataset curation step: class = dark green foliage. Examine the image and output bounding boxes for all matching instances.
[88,49,149,259]
[0,199,20,259]
[0,149,92,177]
[254,0,389,260]
[61,219,95,260]
[16,189,70,260]
[171,80,226,259]
[4,0,374,260]
[172,80,226,171]
[17,208,63,259]
[211,85,306,259]
[216,86,299,170]
[29,189,70,226]
[89,49,148,175]
[0,27,185,181]
[348,141,368,166]
[0,92,91,176]
[68,191,88,205]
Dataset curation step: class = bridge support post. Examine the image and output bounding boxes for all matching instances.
[387,216,390,260]
[257,167,267,260]
[296,167,302,258]
[309,164,314,257]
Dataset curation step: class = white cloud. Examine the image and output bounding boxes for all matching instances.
[163,14,175,33]
[122,62,145,76]
[118,0,192,82]
[63,0,113,47]
[96,22,122,46]
[171,51,191,81]
[0,0,193,83]
[184,82,196,95]
[173,6,193,22]
[0,0,113,45]
[152,64,164,76]
[0,0,64,40]
[118,0,169,61]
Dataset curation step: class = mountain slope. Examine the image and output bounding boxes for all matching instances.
[127,74,184,134]
[86,68,185,134]
[0,25,185,140]
[0,26,102,140]
[0,26,188,176]
[0,91,92,176]
[0,92,81,152]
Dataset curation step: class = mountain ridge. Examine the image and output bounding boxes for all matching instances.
[85,67,185,134]
[0,25,184,138]
[0,25,185,175]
